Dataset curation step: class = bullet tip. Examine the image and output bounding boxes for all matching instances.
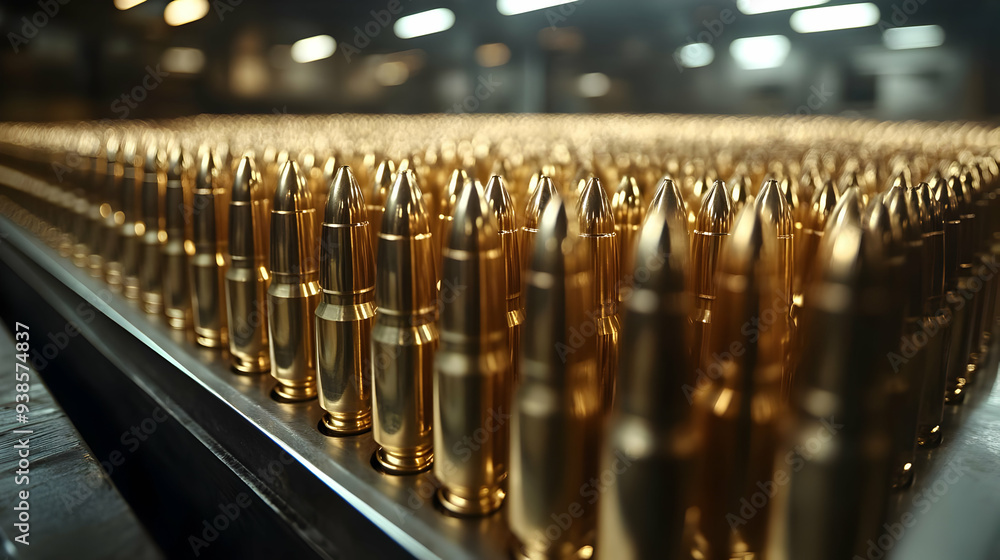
[382,167,430,236]
[579,177,615,234]
[325,166,367,225]
[231,155,258,203]
[274,160,312,212]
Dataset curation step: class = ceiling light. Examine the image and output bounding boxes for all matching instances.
[163,0,209,26]
[790,3,880,33]
[676,43,715,68]
[115,0,147,10]
[577,72,610,98]
[736,0,828,15]
[497,0,577,16]
[730,35,791,69]
[291,35,336,63]
[393,8,455,39]
[883,24,945,50]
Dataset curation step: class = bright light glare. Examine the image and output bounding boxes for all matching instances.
[736,0,827,15]
[291,35,336,63]
[790,3,880,33]
[883,25,945,50]
[394,8,455,39]
[163,0,209,26]
[676,43,715,68]
[115,0,147,10]
[161,47,205,74]
[730,35,791,70]
[375,61,409,86]
[577,72,610,98]
[497,0,577,16]
[476,43,511,67]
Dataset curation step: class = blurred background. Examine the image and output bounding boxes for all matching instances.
[1,0,998,122]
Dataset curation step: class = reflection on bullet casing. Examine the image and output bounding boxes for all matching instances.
[509,194,601,560]
[191,148,229,347]
[226,155,271,374]
[433,178,509,516]
[268,161,320,401]
[371,170,437,474]
[316,166,374,434]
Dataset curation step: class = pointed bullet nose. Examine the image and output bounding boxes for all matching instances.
[648,177,688,230]
[579,177,614,235]
[448,179,495,252]
[484,175,515,230]
[634,201,688,293]
[325,166,366,225]
[143,142,159,173]
[196,148,215,191]
[441,168,469,216]
[863,195,904,257]
[532,193,570,273]
[370,159,395,205]
[612,176,643,226]
[274,160,312,212]
[105,134,120,164]
[883,183,916,239]
[382,167,430,236]
[891,171,910,192]
[231,155,258,203]
[725,205,766,274]
[932,176,959,222]
[755,179,792,232]
[695,180,734,233]
[524,176,557,229]
[166,144,183,181]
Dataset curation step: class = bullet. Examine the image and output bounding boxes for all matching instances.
[647,176,688,235]
[754,179,794,398]
[226,155,271,374]
[793,179,838,346]
[371,169,437,473]
[118,136,142,299]
[433,178,509,515]
[728,171,752,213]
[781,210,892,560]
[436,168,468,270]
[596,195,695,560]
[101,134,123,287]
[520,175,557,281]
[138,141,164,314]
[84,136,106,277]
[933,176,961,400]
[191,148,229,348]
[70,136,95,268]
[913,179,947,447]
[966,165,993,378]
[691,180,735,371]
[268,161,321,401]
[578,177,621,411]
[882,178,925,489]
[161,144,191,330]
[509,194,601,560]
[612,175,645,284]
[690,206,782,560]
[366,158,394,262]
[316,165,374,434]
[484,174,523,400]
[945,171,976,402]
